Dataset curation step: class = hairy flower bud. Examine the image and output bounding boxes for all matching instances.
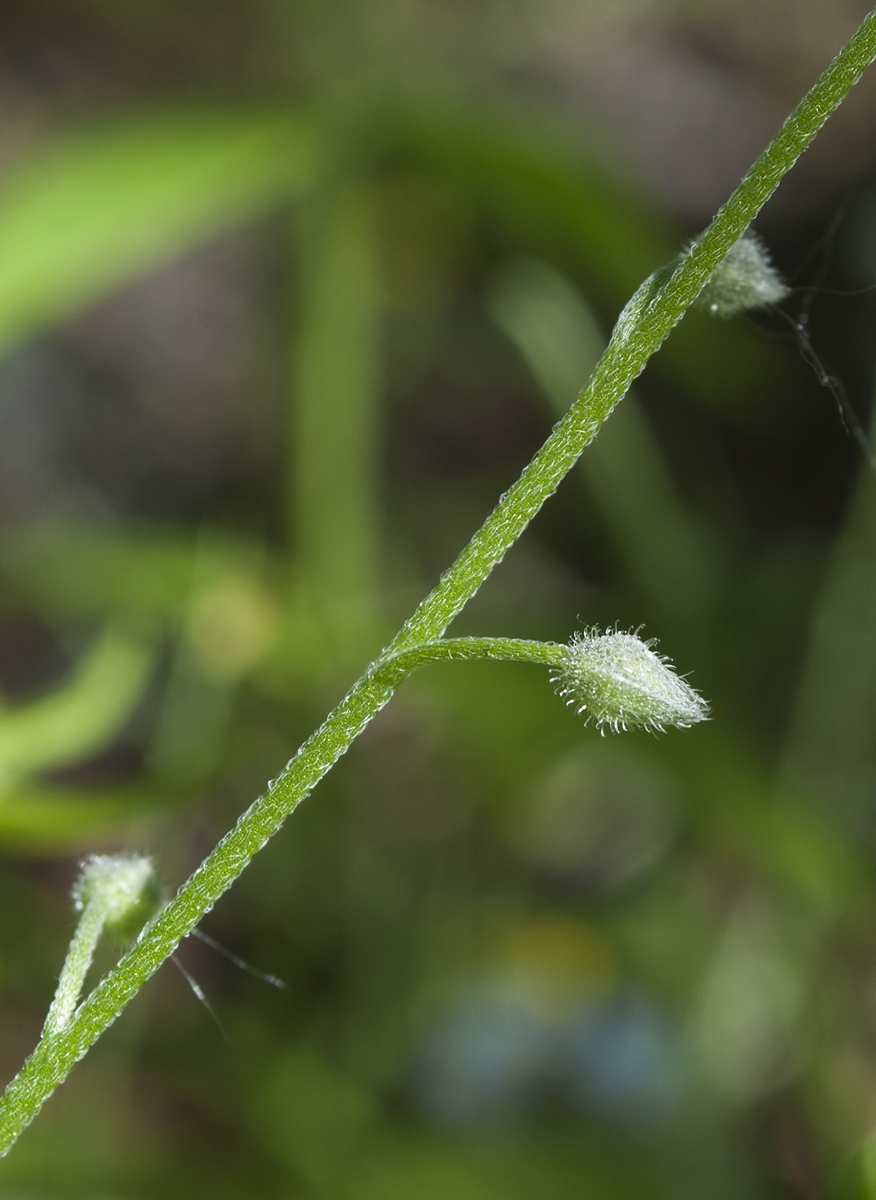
[694,232,789,318]
[73,854,162,942]
[553,629,709,734]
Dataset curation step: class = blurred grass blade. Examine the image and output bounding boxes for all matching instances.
[0,524,271,622]
[0,627,153,780]
[784,399,876,827]
[291,182,382,634]
[0,108,322,354]
[0,783,167,851]
[489,257,716,630]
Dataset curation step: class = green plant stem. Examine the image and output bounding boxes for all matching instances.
[0,637,563,1144]
[2,9,876,1155]
[378,636,567,680]
[41,898,108,1039]
[388,12,876,656]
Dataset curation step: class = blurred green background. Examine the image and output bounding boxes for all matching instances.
[2,1,876,1197]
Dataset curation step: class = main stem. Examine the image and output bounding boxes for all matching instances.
[2,9,876,1154]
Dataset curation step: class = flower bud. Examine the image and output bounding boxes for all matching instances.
[553,629,709,734]
[694,232,788,318]
[73,854,163,942]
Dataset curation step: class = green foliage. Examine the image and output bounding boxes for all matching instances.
[0,109,321,354]
[0,5,873,1197]
[0,628,152,783]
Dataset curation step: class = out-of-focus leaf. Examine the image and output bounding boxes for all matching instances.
[0,107,323,354]
[0,524,271,622]
[0,783,163,851]
[0,627,153,781]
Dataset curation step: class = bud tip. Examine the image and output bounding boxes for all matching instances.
[73,854,163,942]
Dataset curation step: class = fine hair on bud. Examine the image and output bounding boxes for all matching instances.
[73,854,163,943]
[553,628,709,734]
[693,231,789,318]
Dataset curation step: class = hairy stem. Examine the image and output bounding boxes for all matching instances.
[2,8,876,1155]
[41,899,107,1039]
[378,636,567,680]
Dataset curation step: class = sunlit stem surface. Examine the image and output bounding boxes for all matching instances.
[2,6,876,1156]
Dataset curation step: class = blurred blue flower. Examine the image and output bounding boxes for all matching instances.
[410,982,555,1129]
[561,993,692,1129]
[410,980,693,1133]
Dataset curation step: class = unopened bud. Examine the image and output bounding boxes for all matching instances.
[694,232,788,319]
[553,629,709,734]
[73,854,162,942]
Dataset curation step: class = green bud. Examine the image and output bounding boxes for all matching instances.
[73,854,163,943]
[694,232,789,318]
[553,629,709,734]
